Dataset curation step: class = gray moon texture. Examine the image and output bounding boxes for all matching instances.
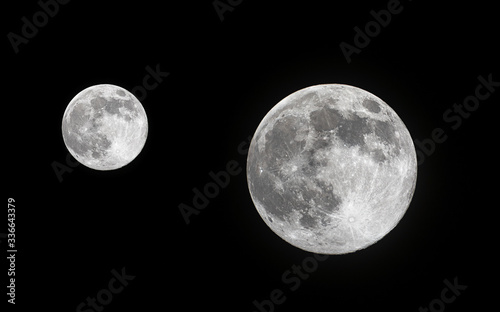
[246,84,417,255]
[62,84,148,170]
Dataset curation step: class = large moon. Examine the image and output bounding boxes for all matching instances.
[62,84,148,170]
[246,84,417,255]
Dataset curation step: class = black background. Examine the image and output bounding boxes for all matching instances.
[3,0,497,311]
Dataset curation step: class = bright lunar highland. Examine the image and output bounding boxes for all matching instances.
[62,84,148,170]
[247,84,417,254]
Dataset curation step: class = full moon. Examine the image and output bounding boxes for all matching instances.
[246,84,417,254]
[62,84,148,170]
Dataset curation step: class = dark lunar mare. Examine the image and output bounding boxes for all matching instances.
[63,100,113,160]
[248,112,344,228]
[91,96,136,122]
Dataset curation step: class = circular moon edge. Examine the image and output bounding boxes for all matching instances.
[61,84,148,170]
[246,84,417,255]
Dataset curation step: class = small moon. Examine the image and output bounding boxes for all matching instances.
[246,84,417,255]
[61,84,148,170]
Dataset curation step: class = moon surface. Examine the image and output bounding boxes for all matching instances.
[62,84,148,170]
[246,84,417,254]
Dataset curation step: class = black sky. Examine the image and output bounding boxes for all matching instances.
[3,0,497,311]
